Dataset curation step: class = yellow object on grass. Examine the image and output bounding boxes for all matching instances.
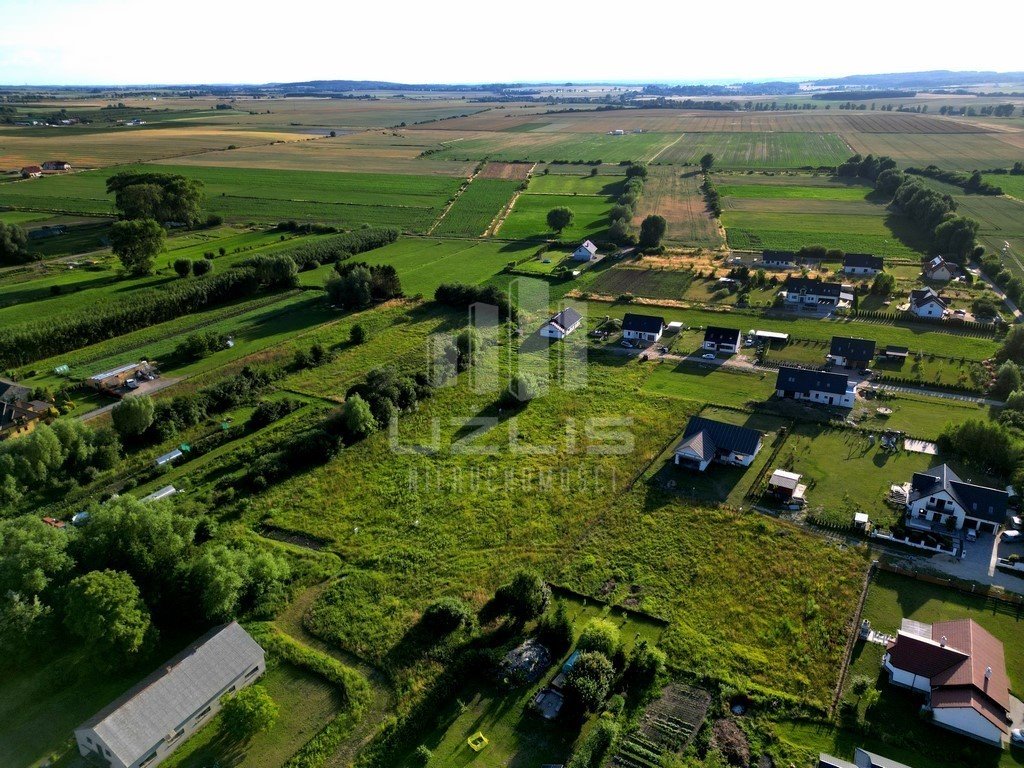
[467,732,489,752]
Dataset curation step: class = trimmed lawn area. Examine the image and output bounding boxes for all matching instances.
[642,360,778,407]
[163,663,343,768]
[773,424,937,528]
[862,392,991,440]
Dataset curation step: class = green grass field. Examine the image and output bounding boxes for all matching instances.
[431,132,677,164]
[434,178,520,237]
[498,193,613,241]
[642,360,778,406]
[658,132,851,168]
[526,172,626,196]
[0,164,463,231]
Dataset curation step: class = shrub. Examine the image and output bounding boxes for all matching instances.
[192,258,213,276]
[173,258,192,278]
[492,570,550,622]
[420,597,472,636]
[220,685,279,742]
[564,651,614,713]
[577,618,620,658]
[503,373,539,406]
[350,324,366,345]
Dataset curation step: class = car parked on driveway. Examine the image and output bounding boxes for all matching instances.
[1002,530,1022,544]
[701,353,716,360]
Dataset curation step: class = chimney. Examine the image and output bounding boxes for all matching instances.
[985,666,992,679]
[940,636,947,647]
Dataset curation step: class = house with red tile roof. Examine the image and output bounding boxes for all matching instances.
[882,618,1011,745]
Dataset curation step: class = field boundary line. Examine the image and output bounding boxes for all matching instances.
[487,162,537,237]
[831,561,876,717]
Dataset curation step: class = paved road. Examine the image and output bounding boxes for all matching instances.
[969,266,1022,320]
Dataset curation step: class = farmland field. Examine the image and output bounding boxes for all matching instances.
[433,178,520,237]
[633,167,723,247]
[589,265,697,300]
[429,131,678,163]
[497,191,614,241]
[0,163,462,230]
[656,131,851,168]
[845,131,1024,171]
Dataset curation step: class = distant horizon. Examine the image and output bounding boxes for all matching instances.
[3,69,1024,91]
[3,0,1022,87]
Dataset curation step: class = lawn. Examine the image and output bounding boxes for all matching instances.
[434,179,520,237]
[641,360,778,407]
[163,663,344,768]
[526,172,626,196]
[772,424,939,528]
[498,193,613,241]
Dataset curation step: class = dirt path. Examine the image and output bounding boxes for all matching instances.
[648,132,686,163]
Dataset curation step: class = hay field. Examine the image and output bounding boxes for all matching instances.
[430,130,678,163]
[0,124,306,168]
[657,131,851,168]
[634,167,723,247]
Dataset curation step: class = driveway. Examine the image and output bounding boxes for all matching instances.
[78,376,180,421]
[899,530,1024,593]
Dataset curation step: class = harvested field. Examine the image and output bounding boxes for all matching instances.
[635,167,723,247]
[477,161,532,179]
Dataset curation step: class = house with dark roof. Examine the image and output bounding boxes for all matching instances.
[883,618,1011,745]
[843,253,884,276]
[571,240,598,262]
[828,336,876,369]
[781,277,852,310]
[74,622,265,768]
[673,416,763,472]
[621,313,665,343]
[702,326,741,355]
[42,160,71,171]
[0,399,45,440]
[0,381,30,402]
[908,287,947,318]
[760,250,796,268]
[539,307,583,340]
[20,165,42,178]
[906,463,1009,534]
[923,255,956,282]
[775,366,855,408]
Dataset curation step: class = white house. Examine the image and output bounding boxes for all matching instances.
[819,748,913,768]
[923,255,955,282]
[883,618,1011,745]
[828,336,876,369]
[75,623,266,768]
[673,416,762,472]
[702,326,741,354]
[842,253,884,276]
[539,307,583,339]
[908,287,948,318]
[572,241,598,262]
[781,277,852,309]
[775,366,855,408]
[621,312,665,343]
[906,463,1008,534]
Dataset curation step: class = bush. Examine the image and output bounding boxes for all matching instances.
[492,570,550,621]
[503,373,539,406]
[564,651,614,713]
[566,718,619,768]
[192,258,213,276]
[536,601,574,655]
[220,685,279,742]
[420,597,472,636]
[173,258,192,278]
[350,324,366,345]
[577,618,620,658]
[414,745,432,765]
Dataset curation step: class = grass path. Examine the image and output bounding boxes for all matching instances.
[648,131,686,163]
[425,164,479,235]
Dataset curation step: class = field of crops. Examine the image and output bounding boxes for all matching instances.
[588,266,697,300]
[845,131,1023,171]
[0,163,463,230]
[657,131,851,168]
[431,131,678,163]
[497,192,614,241]
[434,178,520,237]
[635,167,723,247]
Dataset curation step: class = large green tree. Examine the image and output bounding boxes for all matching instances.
[699,153,715,172]
[0,221,31,265]
[493,569,550,621]
[107,172,204,226]
[110,218,165,276]
[343,394,377,440]
[638,214,667,248]
[64,569,152,660]
[546,207,574,234]
[220,685,278,741]
[111,394,155,437]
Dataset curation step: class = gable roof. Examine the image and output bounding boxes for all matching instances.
[909,464,1008,523]
[909,287,947,309]
[0,381,30,401]
[676,416,762,458]
[622,313,665,335]
[762,249,796,264]
[21,165,42,173]
[704,326,741,345]
[830,336,876,361]
[575,240,597,255]
[925,255,953,273]
[844,253,884,270]
[77,622,264,766]
[783,277,843,298]
[546,307,582,333]
[886,618,1010,733]
[775,366,850,396]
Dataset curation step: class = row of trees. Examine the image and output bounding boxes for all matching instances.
[435,282,517,321]
[173,257,214,278]
[326,262,403,310]
[906,165,1003,196]
[609,163,648,246]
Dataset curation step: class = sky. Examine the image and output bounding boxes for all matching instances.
[1,0,1022,86]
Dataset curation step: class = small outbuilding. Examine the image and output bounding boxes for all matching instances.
[768,469,807,505]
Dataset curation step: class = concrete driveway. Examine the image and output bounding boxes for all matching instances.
[908,530,1024,593]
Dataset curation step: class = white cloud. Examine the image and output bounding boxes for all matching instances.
[2,0,1022,85]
